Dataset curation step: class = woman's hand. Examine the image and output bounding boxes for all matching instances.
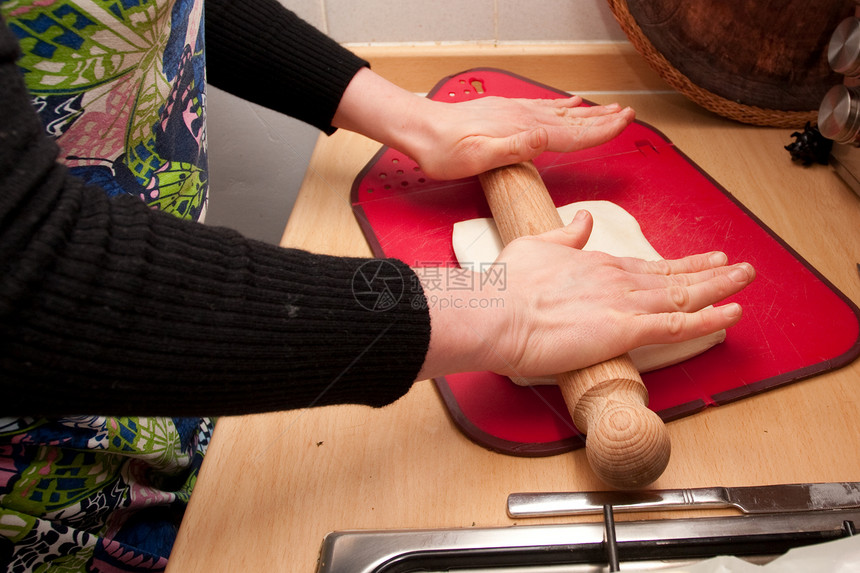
[406,95,634,180]
[415,210,755,380]
[333,68,635,179]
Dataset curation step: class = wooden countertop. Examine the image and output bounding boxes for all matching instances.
[167,92,860,572]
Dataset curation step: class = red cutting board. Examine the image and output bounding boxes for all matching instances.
[350,68,860,456]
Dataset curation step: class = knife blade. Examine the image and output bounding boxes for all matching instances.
[507,482,860,517]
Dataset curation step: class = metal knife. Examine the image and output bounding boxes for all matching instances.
[507,482,860,517]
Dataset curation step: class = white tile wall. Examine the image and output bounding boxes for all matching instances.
[496,0,627,42]
[326,0,497,43]
[207,0,629,244]
[283,0,328,30]
[280,0,627,43]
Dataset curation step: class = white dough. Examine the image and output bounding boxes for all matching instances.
[451,200,725,384]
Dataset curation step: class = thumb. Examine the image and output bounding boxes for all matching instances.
[534,210,593,250]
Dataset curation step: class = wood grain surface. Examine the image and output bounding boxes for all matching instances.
[167,93,860,572]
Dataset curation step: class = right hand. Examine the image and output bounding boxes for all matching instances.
[415,210,755,381]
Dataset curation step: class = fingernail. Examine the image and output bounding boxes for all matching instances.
[709,251,728,266]
[529,128,545,149]
[729,264,751,282]
[574,209,588,221]
[606,102,621,110]
[722,302,742,318]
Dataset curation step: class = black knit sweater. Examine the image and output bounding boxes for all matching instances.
[0,0,431,417]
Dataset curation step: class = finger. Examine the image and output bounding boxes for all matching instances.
[634,302,744,345]
[531,210,593,250]
[544,110,635,153]
[534,96,619,114]
[557,102,627,119]
[635,262,755,313]
[514,98,631,127]
[623,251,731,276]
[529,96,583,110]
[544,104,634,130]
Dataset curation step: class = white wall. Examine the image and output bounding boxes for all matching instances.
[297,0,627,43]
[205,0,628,244]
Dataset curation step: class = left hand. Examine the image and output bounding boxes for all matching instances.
[405,95,634,180]
[333,68,634,180]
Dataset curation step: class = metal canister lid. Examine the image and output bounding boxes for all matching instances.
[829,17,860,77]
[818,85,860,144]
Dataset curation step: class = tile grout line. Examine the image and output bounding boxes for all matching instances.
[319,0,330,35]
[493,0,499,44]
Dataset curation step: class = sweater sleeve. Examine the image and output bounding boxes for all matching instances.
[0,18,430,417]
[204,0,369,134]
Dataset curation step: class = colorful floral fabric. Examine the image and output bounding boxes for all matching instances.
[0,417,213,571]
[2,0,208,218]
[1,1,213,570]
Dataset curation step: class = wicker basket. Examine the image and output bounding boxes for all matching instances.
[606,0,847,128]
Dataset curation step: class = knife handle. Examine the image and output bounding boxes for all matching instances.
[478,161,670,489]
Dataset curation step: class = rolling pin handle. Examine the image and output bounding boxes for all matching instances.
[560,355,671,489]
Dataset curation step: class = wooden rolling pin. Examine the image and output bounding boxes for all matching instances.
[478,161,670,489]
